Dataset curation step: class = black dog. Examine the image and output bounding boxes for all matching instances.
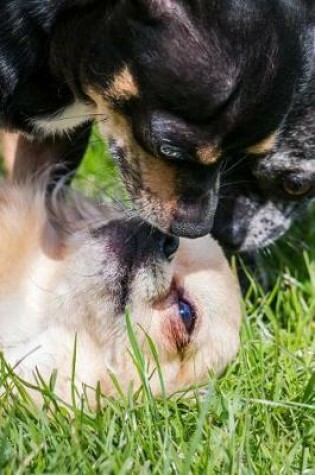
[0,0,314,241]
[213,58,315,252]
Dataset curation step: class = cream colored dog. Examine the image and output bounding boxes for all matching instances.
[0,177,241,404]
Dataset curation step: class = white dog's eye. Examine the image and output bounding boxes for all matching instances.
[178,299,196,334]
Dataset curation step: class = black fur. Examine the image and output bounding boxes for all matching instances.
[213,60,315,252]
[0,0,314,243]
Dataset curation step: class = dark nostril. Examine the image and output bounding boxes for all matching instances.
[162,235,180,260]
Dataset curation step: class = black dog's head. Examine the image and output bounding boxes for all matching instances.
[213,155,315,253]
[213,66,315,252]
[51,0,313,237]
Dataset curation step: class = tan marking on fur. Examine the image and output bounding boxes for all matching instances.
[246,131,278,155]
[86,87,131,139]
[106,67,139,100]
[197,144,221,165]
[141,156,178,213]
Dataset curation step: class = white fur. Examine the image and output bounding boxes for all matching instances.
[32,102,93,136]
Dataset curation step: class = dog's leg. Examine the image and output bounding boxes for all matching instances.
[5,122,92,184]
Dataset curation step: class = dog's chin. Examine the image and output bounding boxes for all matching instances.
[212,217,292,253]
[212,193,298,253]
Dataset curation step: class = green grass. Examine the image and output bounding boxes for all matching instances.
[0,134,314,474]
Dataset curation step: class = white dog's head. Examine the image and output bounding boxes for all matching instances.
[0,179,241,401]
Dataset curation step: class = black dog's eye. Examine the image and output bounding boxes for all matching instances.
[178,298,196,334]
[282,176,312,197]
[159,144,185,161]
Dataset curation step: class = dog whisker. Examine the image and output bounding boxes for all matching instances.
[220,153,249,177]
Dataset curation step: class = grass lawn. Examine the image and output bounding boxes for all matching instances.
[0,133,314,474]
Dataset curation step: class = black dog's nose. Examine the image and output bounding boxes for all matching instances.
[160,235,179,260]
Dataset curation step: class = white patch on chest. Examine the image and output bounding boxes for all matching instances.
[32,101,94,136]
